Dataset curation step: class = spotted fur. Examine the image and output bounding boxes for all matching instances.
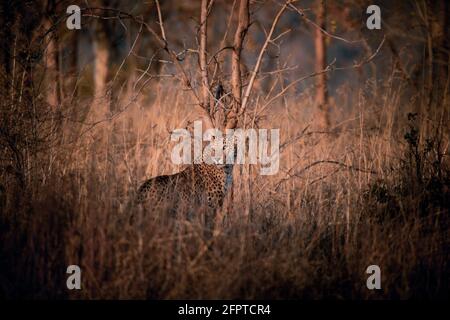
[136,163,233,212]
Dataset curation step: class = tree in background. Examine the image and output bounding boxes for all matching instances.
[314,0,329,129]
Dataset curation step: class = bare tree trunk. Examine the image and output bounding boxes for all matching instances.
[434,0,448,107]
[433,0,449,143]
[441,0,449,126]
[67,30,79,106]
[86,17,111,270]
[87,18,111,179]
[64,30,81,143]
[231,0,250,220]
[200,0,210,112]
[315,0,329,128]
[227,0,249,129]
[0,1,14,94]
[92,37,110,122]
[44,18,61,109]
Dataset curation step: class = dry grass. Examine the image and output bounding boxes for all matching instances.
[0,79,449,300]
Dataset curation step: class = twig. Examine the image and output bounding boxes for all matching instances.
[240,0,292,116]
[82,7,200,103]
[275,160,378,190]
[199,0,210,109]
[259,36,385,115]
[258,58,337,116]
[111,22,143,86]
[155,0,167,41]
[288,2,362,45]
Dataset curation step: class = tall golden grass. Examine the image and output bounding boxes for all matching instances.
[0,74,448,299]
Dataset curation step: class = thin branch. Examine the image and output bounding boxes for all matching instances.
[258,58,336,116]
[207,46,234,65]
[82,7,200,103]
[199,0,210,110]
[259,36,385,115]
[333,36,385,70]
[288,2,362,45]
[111,22,143,86]
[240,0,291,116]
[275,160,378,190]
[155,0,167,41]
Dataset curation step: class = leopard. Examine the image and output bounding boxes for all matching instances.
[135,161,233,213]
[130,85,236,231]
[131,139,234,231]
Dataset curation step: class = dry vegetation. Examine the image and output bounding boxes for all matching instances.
[0,0,449,299]
[1,81,448,299]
